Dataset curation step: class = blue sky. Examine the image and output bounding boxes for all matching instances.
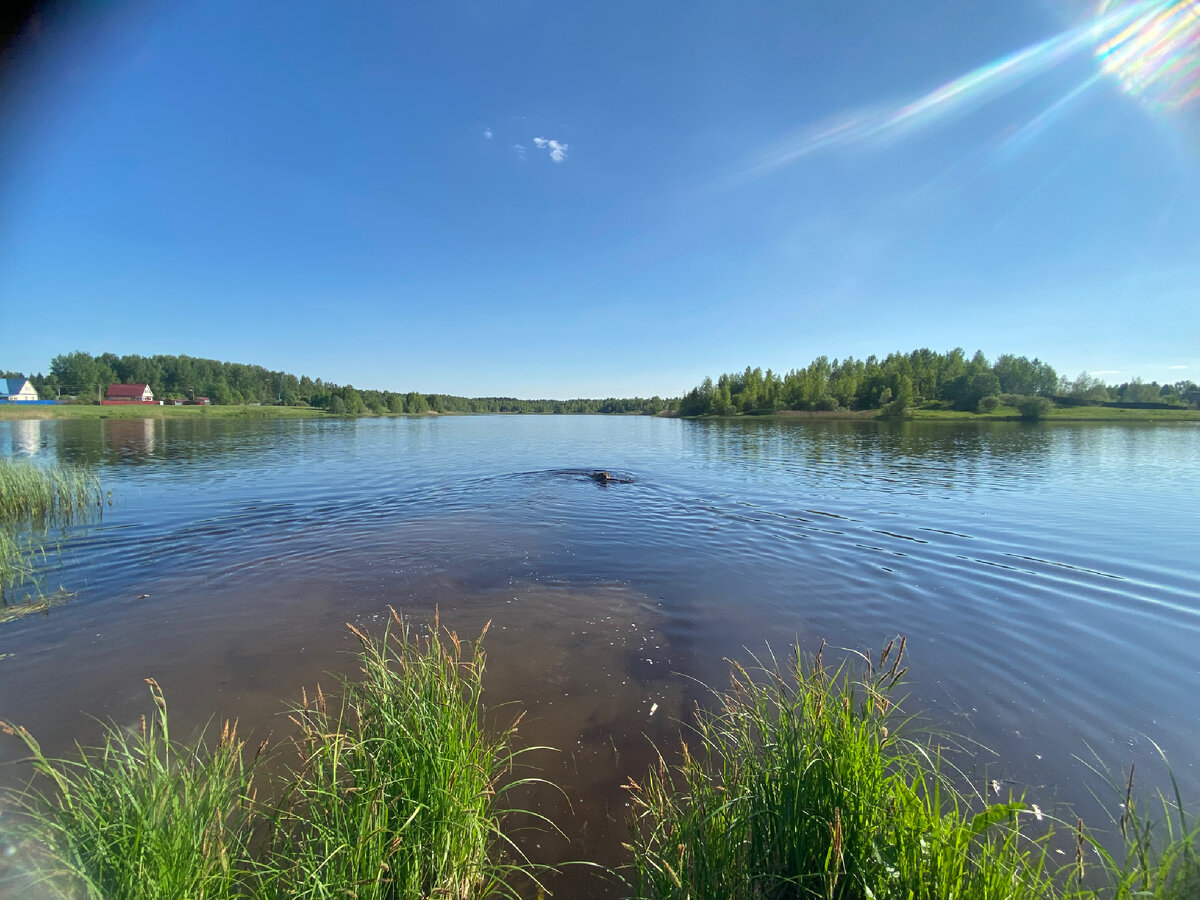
[2,0,1198,398]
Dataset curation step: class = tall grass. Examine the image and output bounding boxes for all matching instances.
[623,639,1200,900]
[1066,749,1200,899]
[0,678,262,900]
[0,459,102,605]
[623,638,1057,900]
[0,459,101,528]
[258,609,548,899]
[1,612,549,900]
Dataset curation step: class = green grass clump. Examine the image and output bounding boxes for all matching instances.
[0,459,101,528]
[0,459,102,606]
[260,609,543,899]
[0,678,261,900]
[623,638,1056,900]
[2,612,548,899]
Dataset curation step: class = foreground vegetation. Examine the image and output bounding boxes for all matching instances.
[0,612,546,899]
[624,640,1200,900]
[0,460,102,608]
[1,624,1196,898]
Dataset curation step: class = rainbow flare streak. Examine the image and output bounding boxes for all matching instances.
[728,0,1192,183]
[1096,0,1200,109]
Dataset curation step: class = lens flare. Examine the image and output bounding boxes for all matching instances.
[720,0,1161,183]
[1095,0,1200,109]
[724,1,1163,184]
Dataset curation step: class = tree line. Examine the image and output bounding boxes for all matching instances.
[677,349,1200,416]
[7,351,673,415]
[6,349,1195,417]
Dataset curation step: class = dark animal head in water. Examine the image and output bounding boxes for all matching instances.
[590,470,614,483]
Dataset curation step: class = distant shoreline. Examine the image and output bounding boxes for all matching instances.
[1,404,1197,423]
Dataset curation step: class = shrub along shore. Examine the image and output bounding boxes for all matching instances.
[1,619,1196,899]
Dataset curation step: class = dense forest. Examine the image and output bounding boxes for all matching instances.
[677,349,1200,417]
[5,351,673,415]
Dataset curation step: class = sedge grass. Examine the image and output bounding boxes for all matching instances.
[2,612,552,899]
[258,608,550,899]
[0,678,262,900]
[0,459,101,529]
[0,459,102,605]
[623,638,1057,900]
[1064,747,1200,899]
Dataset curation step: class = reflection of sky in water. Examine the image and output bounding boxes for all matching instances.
[8,419,43,457]
[1097,0,1200,110]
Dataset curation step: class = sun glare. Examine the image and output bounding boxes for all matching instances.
[1096,0,1200,109]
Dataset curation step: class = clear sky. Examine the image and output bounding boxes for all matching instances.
[2,0,1198,398]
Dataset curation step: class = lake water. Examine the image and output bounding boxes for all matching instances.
[1,414,1198,895]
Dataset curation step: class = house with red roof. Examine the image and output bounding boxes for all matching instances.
[104,383,155,403]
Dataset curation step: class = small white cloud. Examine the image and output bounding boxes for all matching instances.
[533,136,568,162]
[1168,364,1188,370]
[513,143,526,159]
[1092,370,1120,375]
[484,127,493,140]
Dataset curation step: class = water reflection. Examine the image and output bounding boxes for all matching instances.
[100,417,159,461]
[0,415,1197,899]
[7,419,43,457]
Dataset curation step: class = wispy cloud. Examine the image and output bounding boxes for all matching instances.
[513,143,526,159]
[1092,370,1121,375]
[483,127,493,140]
[1169,364,1188,370]
[533,136,568,163]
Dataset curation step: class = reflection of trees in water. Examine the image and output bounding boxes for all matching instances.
[686,419,1061,485]
[47,417,340,468]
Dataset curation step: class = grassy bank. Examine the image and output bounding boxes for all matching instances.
[0,404,330,420]
[2,625,1196,898]
[0,460,102,607]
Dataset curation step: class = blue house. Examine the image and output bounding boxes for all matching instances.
[1,377,40,402]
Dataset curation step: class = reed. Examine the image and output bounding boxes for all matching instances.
[1065,748,1200,899]
[0,459,101,528]
[257,609,548,899]
[0,459,102,604]
[0,679,262,900]
[623,638,1057,900]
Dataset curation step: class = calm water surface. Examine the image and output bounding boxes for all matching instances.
[1,415,1198,895]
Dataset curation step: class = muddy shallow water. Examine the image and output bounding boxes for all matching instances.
[1,414,1198,896]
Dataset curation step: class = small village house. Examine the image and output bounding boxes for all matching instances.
[104,383,155,403]
[1,377,40,402]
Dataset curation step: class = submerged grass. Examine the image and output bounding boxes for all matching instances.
[1,612,549,900]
